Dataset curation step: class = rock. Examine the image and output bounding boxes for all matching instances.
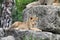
[1,30,60,40]
[0,29,60,40]
[23,5,60,34]
[25,31,53,40]
[0,28,4,37]
[1,36,15,40]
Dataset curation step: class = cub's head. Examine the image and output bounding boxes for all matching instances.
[29,16,38,25]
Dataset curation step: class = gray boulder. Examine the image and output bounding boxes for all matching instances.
[23,5,60,34]
[1,36,15,40]
[1,30,60,40]
[0,28,4,37]
[0,29,60,40]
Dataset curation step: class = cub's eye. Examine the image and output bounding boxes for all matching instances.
[30,17,33,20]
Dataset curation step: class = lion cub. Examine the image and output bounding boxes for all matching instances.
[10,17,42,31]
[53,0,60,6]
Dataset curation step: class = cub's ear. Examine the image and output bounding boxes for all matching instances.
[53,0,57,3]
[36,17,38,20]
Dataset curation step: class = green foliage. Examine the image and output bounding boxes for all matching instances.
[12,0,37,22]
[16,0,36,12]
[0,0,3,4]
[23,34,49,40]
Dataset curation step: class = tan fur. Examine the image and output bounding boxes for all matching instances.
[26,0,54,8]
[10,17,42,31]
[53,3,60,6]
[53,0,60,3]
[53,0,60,6]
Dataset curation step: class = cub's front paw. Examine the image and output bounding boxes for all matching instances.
[30,28,42,32]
